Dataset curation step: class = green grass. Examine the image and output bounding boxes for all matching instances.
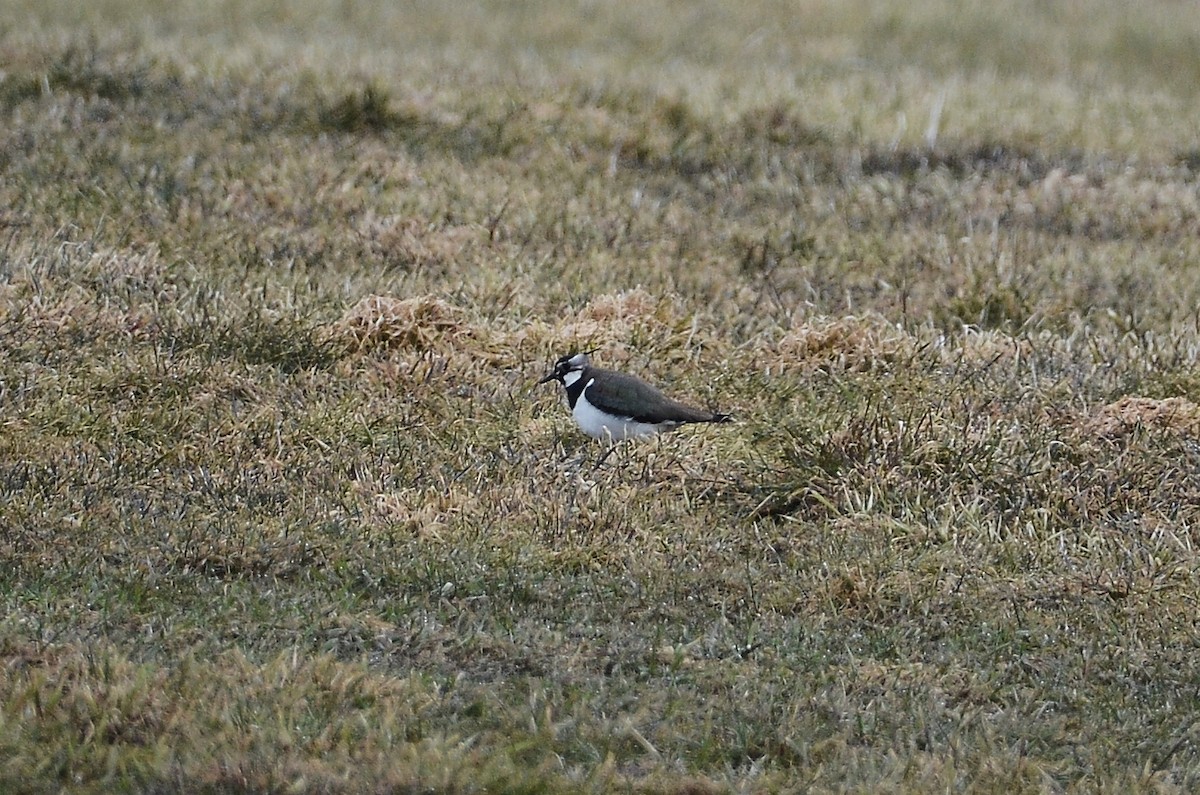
[3,0,1200,791]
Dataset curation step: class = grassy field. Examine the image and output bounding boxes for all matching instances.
[3,0,1200,791]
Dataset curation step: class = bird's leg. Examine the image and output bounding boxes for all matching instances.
[640,434,665,482]
[592,441,620,471]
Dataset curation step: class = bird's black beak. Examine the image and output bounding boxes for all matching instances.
[537,371,558,385]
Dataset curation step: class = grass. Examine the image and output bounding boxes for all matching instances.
[3,0,1200,791]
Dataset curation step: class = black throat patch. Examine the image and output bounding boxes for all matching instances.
[564,373,589,409]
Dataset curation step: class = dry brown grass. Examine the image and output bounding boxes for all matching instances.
[2,1,1200,792]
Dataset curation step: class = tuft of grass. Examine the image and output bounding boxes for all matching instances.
[316,82,415,135]
[0,38,169,107]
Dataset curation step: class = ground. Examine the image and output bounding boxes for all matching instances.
[2,1,1200,792]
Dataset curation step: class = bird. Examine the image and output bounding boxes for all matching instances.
[537,350,732,441]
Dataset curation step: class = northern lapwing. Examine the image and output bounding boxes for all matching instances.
[538,351,732,441]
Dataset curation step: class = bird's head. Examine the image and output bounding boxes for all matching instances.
[537,350,594,386]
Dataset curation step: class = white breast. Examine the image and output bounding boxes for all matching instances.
[573,379,663,440]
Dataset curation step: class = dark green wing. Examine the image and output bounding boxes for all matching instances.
[585,368,718,424]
